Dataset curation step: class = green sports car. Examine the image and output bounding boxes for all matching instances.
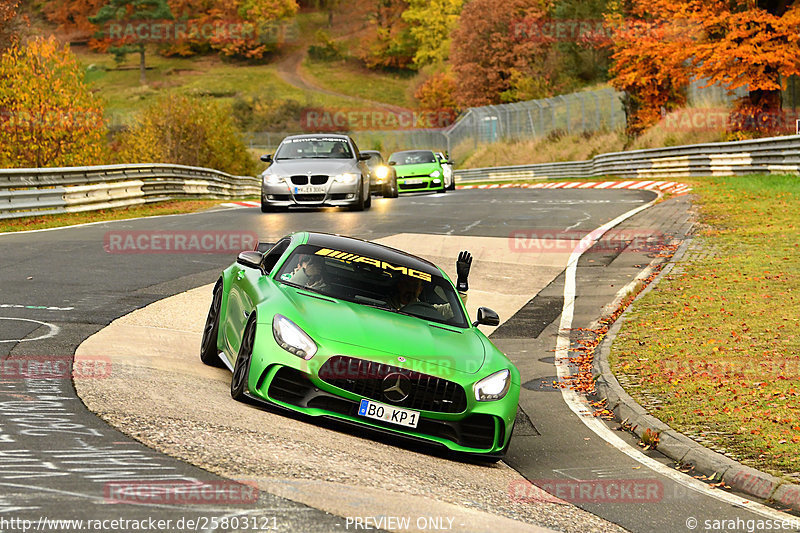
[388,150,447,193]
[200,232,520,459]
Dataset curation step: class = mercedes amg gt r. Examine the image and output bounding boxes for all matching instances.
[200,232,520,459]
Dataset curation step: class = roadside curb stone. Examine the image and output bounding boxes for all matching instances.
[592,199,800,513]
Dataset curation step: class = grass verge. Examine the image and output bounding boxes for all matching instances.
[301,58,418,108]
[0,199,227,234]
[609,174,800,478]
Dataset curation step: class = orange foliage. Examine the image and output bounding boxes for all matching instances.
[0,37,108,168]
[608,0,800,135]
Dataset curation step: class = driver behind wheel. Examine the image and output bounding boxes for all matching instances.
[387,251,472,320]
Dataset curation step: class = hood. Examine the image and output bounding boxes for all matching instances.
[394,162,439,177]
[265,159,359,176]
[278,286,486,375]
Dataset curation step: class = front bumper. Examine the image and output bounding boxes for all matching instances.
[246,336,518,455]
[397,176,443,193]
[261,182,361,207]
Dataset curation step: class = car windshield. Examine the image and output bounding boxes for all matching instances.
[364,153,383,167]
[276,244,468,328]
[275,138,353,160]
[388,151,436,165]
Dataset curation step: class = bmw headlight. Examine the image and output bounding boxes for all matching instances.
[429,170,441,178]
[334,173,359,185]
[272,315,317,360]
[263,173,285,186]
[375,166,389,180]
[474,369,510,401]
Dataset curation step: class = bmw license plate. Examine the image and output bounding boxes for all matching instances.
[405,179,423,185]
[295,185,325,194]
[358,399,419,428]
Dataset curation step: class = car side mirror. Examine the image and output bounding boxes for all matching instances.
[473,307,500,327]
[237,251,264,270]
[388,161,396,166]
[260,154,272,163]
[358,153,371,161]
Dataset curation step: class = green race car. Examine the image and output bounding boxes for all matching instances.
[200,232,520,459]
[388,150,447,193]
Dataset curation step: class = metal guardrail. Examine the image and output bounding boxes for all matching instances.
[3,134,798,220]
[0,164,259,220]
[454,134,800,182]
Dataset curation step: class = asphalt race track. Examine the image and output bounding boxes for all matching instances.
[1,188,798,532]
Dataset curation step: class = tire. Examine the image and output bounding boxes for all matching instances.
[386,179,399,198]
[349,182,365,211]
[447,176,456,191]
[261,200,278,213]
[364,186,372,209]
[231,315,256,401]
[200,280,225,368]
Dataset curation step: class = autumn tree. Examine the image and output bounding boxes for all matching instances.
[401,0,463,67]
[606,6,692,135]
[90,0,173,85]
[0,37,108,168]
[115,94,256,176]
[42,0,107,42]
[608,0,800,135]
[450,0,553,107]
[358,0,416,70]
[158,0,298,59]
[0,0,26,53]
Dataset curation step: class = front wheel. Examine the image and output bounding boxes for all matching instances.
[261,200,279,213]
[200,280,225,368]
[384,179,398,198]
[349,182,365,211]
[364,185,372,209]
[231,315,256,401]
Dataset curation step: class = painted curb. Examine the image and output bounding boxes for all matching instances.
[456,180,692,195]
[593,233,800,512]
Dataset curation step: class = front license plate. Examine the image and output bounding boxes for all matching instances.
[294,185,325,194]
[358,399,419,428]
[404,179,423,185]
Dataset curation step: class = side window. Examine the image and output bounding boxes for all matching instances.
[350,138,361,159]
[262,239,290,274]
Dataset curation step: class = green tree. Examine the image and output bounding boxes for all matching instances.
[0,37,108,168]
[89,0,173,85]
[401,0,463,67]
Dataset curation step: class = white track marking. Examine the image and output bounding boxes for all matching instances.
[0,317,60,343]
[554,198,799,523]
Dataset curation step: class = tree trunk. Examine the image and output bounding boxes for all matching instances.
[139,46,146,85]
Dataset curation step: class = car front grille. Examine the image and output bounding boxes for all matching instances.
[290,175,329,185]
[399,182,432,190]
[317,355,467,413]
[266,366,497,450]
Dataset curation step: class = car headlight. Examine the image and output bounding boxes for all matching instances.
[272,315,317,360]
[429,170,441,178]
[263,173,285,186]
[333,173,359,185]
[375,166,389,180]
[474,369,510,401]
